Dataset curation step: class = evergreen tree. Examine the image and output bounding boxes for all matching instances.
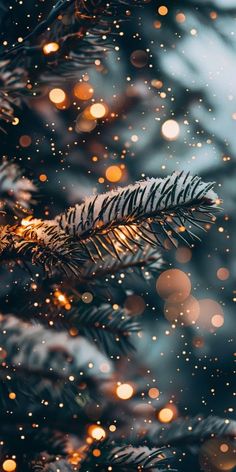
[0,1,235,471]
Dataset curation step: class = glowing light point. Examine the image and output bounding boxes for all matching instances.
[116,383,134,400]
[88,425,106,440]
[2,460,17,472]
[158,407,174,423]
[158,5,168,16]
[89,103,107,119]
[161,119,180,141]
[74,82,94,100]
[43,42,59,55]
[49,88,66,104]
[105,165,122,183]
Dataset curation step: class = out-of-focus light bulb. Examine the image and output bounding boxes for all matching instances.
[49,88,66,104]
[161,119,180,141]
[43,42,59,54]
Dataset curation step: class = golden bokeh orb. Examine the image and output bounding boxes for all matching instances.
[105,165,122,183]
[116,383,134,400]
[74,82,94,100]
[43,42,59,54]
[49,88,66,104]
[158,406,175,423]
[161,119,180,140]
[88,425,106,440]
[2,460,17,472]
[158,5,168,16]
[89,103,107,119]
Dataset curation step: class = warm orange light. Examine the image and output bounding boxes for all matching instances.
[74,82,94,100]
[148,388,160,399]
[217,267,230,281]
[158,407,174,423]
[39,174,47,182]
[88,425,106,440]
[220,443,229,453]
[89,103,107,119]
[116,383,134,400]
[176,13,186,23]
[43,42,59,54]
[21,217,32,227]
[12,117,19,126]
[211,314,224,328]
[2,460,17,472]
[158,5,168,16]
[151,79,163,89]
[161,119,180,140]
[49,88,66,104]
[105,165,122,183]
[92,449,101,457]
[68,452,81,465]
[9,392,16,400]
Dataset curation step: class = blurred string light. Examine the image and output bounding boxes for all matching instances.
[161,119,180,141]
[73,82,94,100]
[151,79,163,89]
[176,12,186,23]
[12,117,19,126]
[9,392,16,400]
[43,42,59,54]
[105,165,122,183]
[157,404,177,423]
[148,387,160,399]
[158,5,168,16]
[49,88,66,104]
[217,267,230,281]
[87,425,106,440]
[89,103,107,119]
[116,383,134,400]
[2,460,17,472]
[53,290,71,310]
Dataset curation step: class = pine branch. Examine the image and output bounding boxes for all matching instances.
[80,442,177,471]
[0,220,84,276]
[0,314,113,381]
[56,172,219,258]
[0,60,27,126]
[32,459,76,472]
[144,415,236,448]
[0,372,92,421]
[0,428,68,456]
[0,161,36,215]
[2,1,140,82]
[64,303,141,354]
[31,443,177,471]
[81,244,164,281]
